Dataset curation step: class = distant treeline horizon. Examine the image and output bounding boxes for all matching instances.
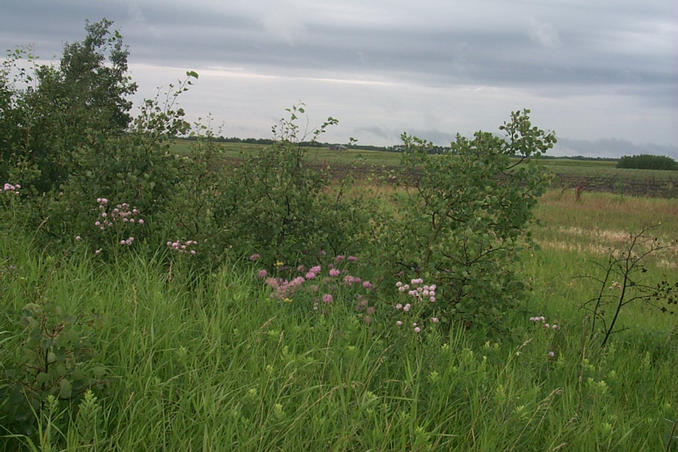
[179,135,622,161]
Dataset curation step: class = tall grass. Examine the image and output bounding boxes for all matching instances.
[1,222,676,450]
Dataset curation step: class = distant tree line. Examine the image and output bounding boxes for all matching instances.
[617,154,677,170]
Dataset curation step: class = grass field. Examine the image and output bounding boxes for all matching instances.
[172,139,678,192]
[2,184,677,450]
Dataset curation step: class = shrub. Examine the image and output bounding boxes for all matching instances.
[388,109,555,328]
[617,154,677,170]
[0,19,137,194]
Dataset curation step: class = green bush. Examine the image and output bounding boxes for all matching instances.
[386,110,555,328]
[617,154,677,170]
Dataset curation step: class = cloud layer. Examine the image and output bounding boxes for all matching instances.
[1,0,676,157]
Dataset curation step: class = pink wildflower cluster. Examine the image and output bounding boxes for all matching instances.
[120,237,135,246]
[394,278,439,333]
[258,252,376,322]
[167,240,198,255]
[396,279,436,302]
[94,198,144,231]
[529,316,560,330]
[265,275,305,300]
[1,183,21,195]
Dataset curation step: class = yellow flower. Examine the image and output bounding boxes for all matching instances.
[283,297,292,303]
[275,260,284,268]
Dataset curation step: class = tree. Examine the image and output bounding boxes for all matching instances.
[0,19,137,192]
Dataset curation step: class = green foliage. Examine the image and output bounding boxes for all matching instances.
[0,19,137,194]
[1,301,105,439]
[617,154,677,170]
[390,110,555,327]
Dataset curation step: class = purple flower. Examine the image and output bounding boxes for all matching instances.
[329,268,340,277]
[347,256,357,262]
[305,271,317,280]
[362,281,373,289]
[310,265,321,274]
[257,269,268,279]
[249,253,260,262]
[322,294,333,303]
[335,255,345,263]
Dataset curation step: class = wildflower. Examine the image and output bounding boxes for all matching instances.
[544,323,550,328]
[414,327,421,333]
[305,271,317,280]
[548,351,555,358]
[138,219,144,225]
[257,269,268,279]
[403,303,411,312]
[335,255,345,263]
[329,268,340,277]
[297,264,305,272]
[396,281,403,288]
[431,317,439,323]
[275,261,284,268]
[552,324,560,330]
[347,256,357,262]
[395,303,403,310]
[283,298,292,303]
[190,250,196,255]
[309,265,321,274]
[411,278,423,285]
[322,294,333,303]
[95,249,101,255]
[362,281,373,289]
[366,306,375,315]
[363,315,371,324]
[75,235,82,241]
[396,320,403,326]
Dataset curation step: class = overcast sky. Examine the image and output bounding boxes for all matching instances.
[2,0,677,158]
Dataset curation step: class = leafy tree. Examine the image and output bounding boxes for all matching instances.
[617,154,677,170]
[0,19,137,193]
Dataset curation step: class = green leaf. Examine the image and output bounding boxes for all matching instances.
[59,379,72,399]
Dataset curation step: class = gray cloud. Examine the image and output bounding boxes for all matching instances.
[1,0,676,156]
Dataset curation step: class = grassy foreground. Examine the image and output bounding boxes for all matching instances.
[1,194,677,451]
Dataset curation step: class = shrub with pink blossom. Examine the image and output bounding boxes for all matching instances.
[391,278,441,336]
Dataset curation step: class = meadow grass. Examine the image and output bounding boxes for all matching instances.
[171,139,678,184]
[1,191,677,451]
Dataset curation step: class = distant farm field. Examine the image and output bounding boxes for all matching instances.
[172,139,678,197]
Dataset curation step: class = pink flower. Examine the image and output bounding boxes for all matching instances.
[305,272,317,279]
[362,281,373,289]
[548,351,555,358]
[329,268,340,277]
[395,303,403,310]
[430,317,439,323]
[396,320,403,326]
[335,255,345,263]
[552,324,560,330]
[414,327,421,333]
[363,315,371,324]
[347,256,357,262]
[95,249,101,255]
[138,219,144,225]
[249,253,260,262]
[322,294,333,303]
[190,250,196,255]
[403,303,411,312]
[366,306,375,315]
[257,269,267,279]
[396,281,403,288]
[310,266,321,274]
[75,235,82,241]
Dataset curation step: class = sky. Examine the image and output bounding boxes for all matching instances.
[1,0,677,158]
